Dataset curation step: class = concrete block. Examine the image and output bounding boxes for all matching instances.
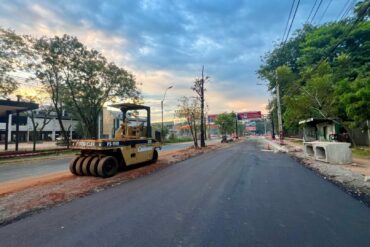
[315,142,352,164]
[304,142,315,157]
[304,142,352,165]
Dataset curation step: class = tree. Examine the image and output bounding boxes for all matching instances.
[283,62,336,123]
[31,35,75,147]
[176,96,200,148]
[258,1,370,138]
[15,86,53,151]
[32,34,140,140]
[63,45,139,138]
[215,112,236,135]
[27,106,53,151]
[192,66,209,148]
[0,28,30,97]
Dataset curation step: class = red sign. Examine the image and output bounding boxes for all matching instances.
[238,111,262,120]
[246,126,257,131]
[208,114,218,123]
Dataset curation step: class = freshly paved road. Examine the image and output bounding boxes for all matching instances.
[0,139,220,183]
[1,139,370,247]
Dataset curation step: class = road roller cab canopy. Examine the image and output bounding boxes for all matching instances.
[109,103,151,138]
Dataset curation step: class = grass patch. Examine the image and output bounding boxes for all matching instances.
[352,147,370,158]
[290,139,303,144]
[165,136,193,144]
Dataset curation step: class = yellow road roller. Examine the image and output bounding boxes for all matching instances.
[69,103,162,178]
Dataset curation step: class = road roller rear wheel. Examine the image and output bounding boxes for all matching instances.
[69,156,80,175]
[75,156,87,176]
[89,156,100,176]
[82,156,94,176]
[97,156,119,178]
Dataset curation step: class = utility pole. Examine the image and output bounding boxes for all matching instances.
[270,112,275,139]
[200,66,206,148]
[276,71,284,144]
[235,113,239,139]
[161,85,173,143]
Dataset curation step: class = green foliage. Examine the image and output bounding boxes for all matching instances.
[258,1,370,134]
[32,34,140,138]
[166,134,193,143]
[0,28,30,96]
[336,76,370,127]
[176,96,201,148]
[214,112,236,135]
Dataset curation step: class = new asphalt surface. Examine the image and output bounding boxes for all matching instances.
[0,139,369,246]
[0,139,220,183]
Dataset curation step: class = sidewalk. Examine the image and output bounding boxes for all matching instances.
[262,137,370,204]
[0,141,64,153]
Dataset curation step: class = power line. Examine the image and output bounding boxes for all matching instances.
[310,0,323,24]
[282,0,296,43]
[306,0,319,23]
[318,0,333,24]
[315,3,368,70]
[284,0,301,43]
[337,0,352,21]
[340,0,356,20]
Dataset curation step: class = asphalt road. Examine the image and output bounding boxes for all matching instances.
[1,139,370,247]
[0,139,220,183]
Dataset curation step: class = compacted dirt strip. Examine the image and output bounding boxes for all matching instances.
[0,142,232,225]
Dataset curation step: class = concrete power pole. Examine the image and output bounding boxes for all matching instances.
[276,71,284,145]
[200,66,206,147]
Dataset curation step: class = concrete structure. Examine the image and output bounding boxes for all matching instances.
[0,109,79,145]
[304,142,352,165]
[0,99,38,150]
[299,117,370,146]
[299,118,342,142]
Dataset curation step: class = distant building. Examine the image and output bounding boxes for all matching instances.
[0,108,79,143]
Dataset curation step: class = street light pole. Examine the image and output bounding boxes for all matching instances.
[256,78,282,142]
[235,113,238,139]
[161,85,173,143]
[276,71,284,144]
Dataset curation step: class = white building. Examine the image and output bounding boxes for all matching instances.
[0,110,79,143]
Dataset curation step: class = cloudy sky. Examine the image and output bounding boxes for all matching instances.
[0,0,354,121]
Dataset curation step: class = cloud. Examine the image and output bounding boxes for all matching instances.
[0,0,351,122]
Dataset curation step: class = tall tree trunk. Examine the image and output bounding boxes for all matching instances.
[187,117,198,148]
[32,131,37,152]
[55,108,69,148]
[193,119,198,148]
[271,115,275,140]
[200,66,206,148]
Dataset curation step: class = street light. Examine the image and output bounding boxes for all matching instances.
[161,85,173,142]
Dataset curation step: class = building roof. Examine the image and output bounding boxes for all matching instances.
[0,99,38,117]
[298,118,339,125]
[109,103,150,111]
